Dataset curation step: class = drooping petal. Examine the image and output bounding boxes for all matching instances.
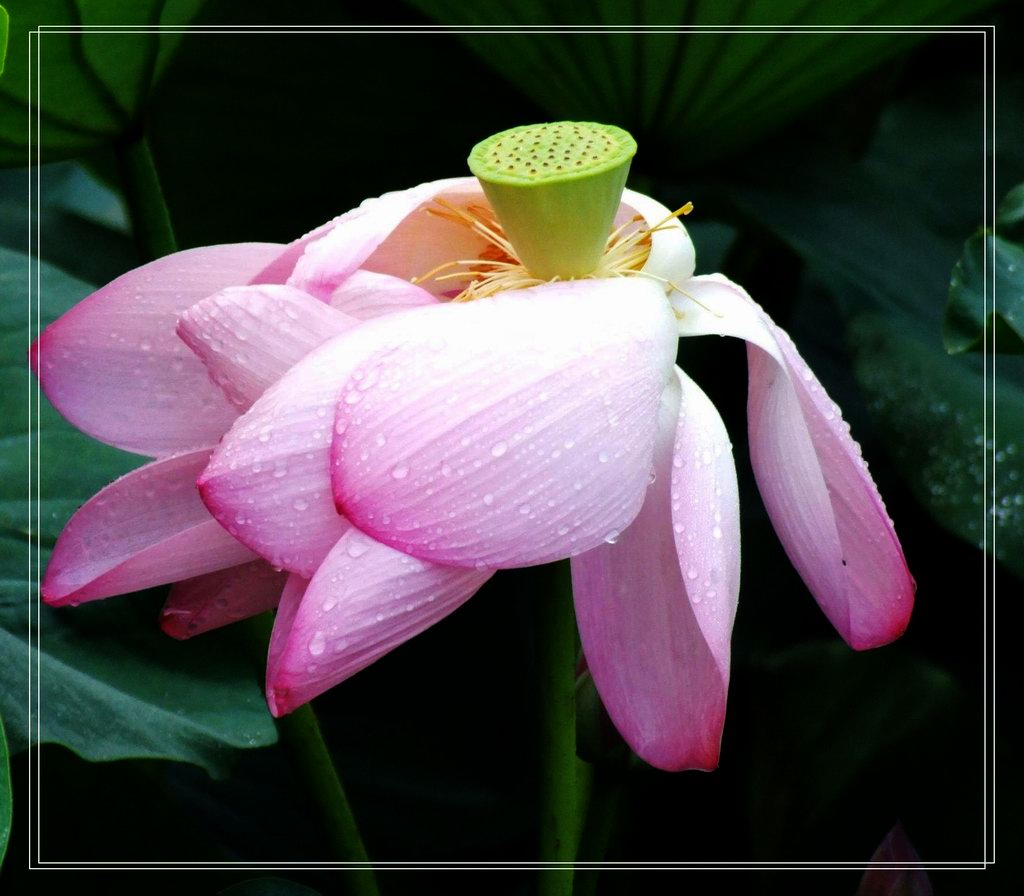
[42,449,256,606]
[676,274,914,649]
[286,177,481,300]
[30,243,284,457]
[177,284,358,411]
[622,188,696,286]
[571,367,740,771]
[160,560,288,639]
[331,277,678,569]
[328,270,437,319]
[265,527,491,716]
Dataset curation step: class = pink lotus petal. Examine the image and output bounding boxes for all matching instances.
[42,449,256,606]
[621,188,696,286]
[198,340,364,577]
[328,270,438,319]
[161,560,288,639]
[572,367,740,771]
[331,277,678,569]
[676,275,914,649]
[177,284,358,411]
[287,177,481,300]
[266,572,310,690]
[30,243,284,457]
[266,527,491,716]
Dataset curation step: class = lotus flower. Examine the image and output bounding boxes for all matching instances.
[31,122,914,771]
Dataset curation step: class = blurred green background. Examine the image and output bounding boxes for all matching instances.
[0,1,1017,894]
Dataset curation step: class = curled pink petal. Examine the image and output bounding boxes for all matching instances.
[287,177,481,300]
[177,284,358,411]
[572,367,740,771]
[331,277,678,569]
[328,270,438,319]
[42,449,256,607]
[676,274,914,649]
[30,243,283,457]
[266,528,491,716]
[621,188,696,286]
[161,560,288,639]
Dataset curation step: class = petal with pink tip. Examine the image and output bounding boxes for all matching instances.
[30,243,284,457]
[177,284,358,411]
[675,275,914,649]
[42,449,256,607]
[328,270,437,320]
[161,560,288,639]
[266,527,491,717]
[287,177,482,300]
[572,367,740,771]
[331,277,678,569]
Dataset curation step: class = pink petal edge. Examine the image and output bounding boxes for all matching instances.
[161,560,288,639]
[42,448,256,606]
[266,528,491,716]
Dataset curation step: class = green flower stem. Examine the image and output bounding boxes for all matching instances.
[116,133,378,887]
[276,703,380,890]
[241,618,378,890]
[536,562,578,894]
[572,763,628,896]
[115,129,177,259]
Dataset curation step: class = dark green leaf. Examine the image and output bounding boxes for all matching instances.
[0,716,10,868]
[851,313,1024,578]
[997,182,1024,243]
[219,880,321,896]
[0,1,204,167]
[0,5,9,77]
[749,642,960,856]
[0,535,277,776]
[407,0,993,167]
[944,231,1024,354]
[0,233,276,777]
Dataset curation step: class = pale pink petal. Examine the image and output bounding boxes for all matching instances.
[331,277,678,569]
[266,527,491,716]
[198,342,362,577]
[161,560,288,639]
[676,274,914,649]
[621,188,696,285]
[572,367,740,771]
[287,177,481,300]
[328,270,437,319]
[30,243,284,457]
[42,449,256,606]
[177,284,358,411]
[266,573,310,688]
[200,277,676,575]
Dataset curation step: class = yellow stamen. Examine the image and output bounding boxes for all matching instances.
[413,198,696,304]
